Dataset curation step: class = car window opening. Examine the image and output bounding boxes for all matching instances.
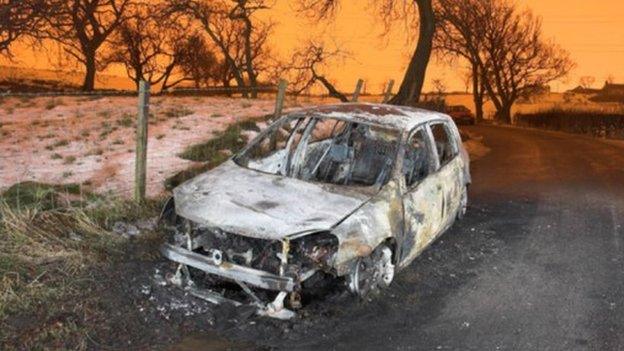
[234,116,401,188]
[430,122,457,166]
[403,128,434,187]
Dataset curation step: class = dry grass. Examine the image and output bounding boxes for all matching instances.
[0,182,164,349]
[44,98,64,110]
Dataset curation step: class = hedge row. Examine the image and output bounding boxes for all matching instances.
[515,109,624,139]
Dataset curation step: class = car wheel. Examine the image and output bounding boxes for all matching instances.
[457,185,468,220]
[347,244,395,297]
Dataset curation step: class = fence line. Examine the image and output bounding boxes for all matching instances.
[1,77,399,206]
[0,84,279,98]
[0,79,396,101]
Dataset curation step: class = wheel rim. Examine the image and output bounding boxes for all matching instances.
[348,246,395,296]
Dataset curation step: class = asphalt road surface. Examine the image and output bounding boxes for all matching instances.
[168,125,624,351]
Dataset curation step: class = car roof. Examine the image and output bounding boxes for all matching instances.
[291,103,452,131]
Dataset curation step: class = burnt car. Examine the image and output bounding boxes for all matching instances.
[160,103,471,319]
[446,105,475,125]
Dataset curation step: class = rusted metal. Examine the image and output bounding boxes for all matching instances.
[160,103,471,319]
[160,243,295,291]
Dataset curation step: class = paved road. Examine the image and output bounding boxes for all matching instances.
[417,125,624,351]
[174,125,624,350]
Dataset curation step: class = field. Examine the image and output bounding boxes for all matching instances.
[2,92,622,199]
[0,95,303,197]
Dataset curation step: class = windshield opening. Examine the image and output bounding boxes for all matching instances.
[234,116,401,187]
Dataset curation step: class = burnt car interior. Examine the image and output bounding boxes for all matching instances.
[431,123,457,166]
[235,115,400,188]
[403,128,433,187]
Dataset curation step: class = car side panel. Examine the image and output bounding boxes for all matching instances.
[330,180,404,276]
[399,172,444,267]
[439,156,464,229]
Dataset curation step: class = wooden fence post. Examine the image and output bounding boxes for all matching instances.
[274,79,287,120]
[352,79,364,102]
[383,79,395,103]
[135,80,150,203]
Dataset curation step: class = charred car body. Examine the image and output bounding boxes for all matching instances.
[160,103,471,319]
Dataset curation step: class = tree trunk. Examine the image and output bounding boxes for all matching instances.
[315,74,348,102]
[388,0,435,106]
[222,77,232,97]
[230,65,248,98]
[496,103,512,124]
[471,64,484,123]
[82,52,96,91]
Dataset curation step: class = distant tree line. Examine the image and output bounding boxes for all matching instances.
[298,0,574,123]
[0,0,574,123]
[0,0,273,95]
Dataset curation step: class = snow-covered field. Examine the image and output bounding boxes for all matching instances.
[0,95,313,197]
[0,93,501,198]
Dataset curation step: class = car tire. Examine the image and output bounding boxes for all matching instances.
[457,184,468,220]
[347,244,395,297]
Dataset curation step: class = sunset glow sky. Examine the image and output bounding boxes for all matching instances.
[3,0,624,93]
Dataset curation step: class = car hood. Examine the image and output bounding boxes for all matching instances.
[173,160,371,240]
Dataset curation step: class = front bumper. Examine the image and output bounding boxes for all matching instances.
[160,243,303,319]
[160,243,295,291]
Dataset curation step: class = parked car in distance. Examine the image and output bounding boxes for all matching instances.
[159,103,471,319]
[446,105,475,125]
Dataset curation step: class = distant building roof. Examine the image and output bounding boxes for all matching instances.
[603,82,624,91]
[568,85,600,94]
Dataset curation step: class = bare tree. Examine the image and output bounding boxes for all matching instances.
[579,76,595,89]
[434,0,489,122]
[228,0,270,97]
[274,40,349,102]
[177,35,220,88]
[431,78,445,96]
[167,0,273,97]
[436,0,574,124]
[297,0,434,106]
[460,69,471,93]
[43,0,132,91]
[480,1,573,123]
[0,0,47,55]
[106,2,195,91]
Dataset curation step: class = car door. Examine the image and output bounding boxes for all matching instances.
[429,121,463,230]
[398,126,444,267]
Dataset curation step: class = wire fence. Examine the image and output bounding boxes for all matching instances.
[0,78,395,210]
[0,79,283,207]
[0,84,279,99]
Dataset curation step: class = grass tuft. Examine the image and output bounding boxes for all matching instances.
[44,98,63,110]
[163,106,194,119]
[0,184,165,348]
[169,119,262,187]
[178,123,247,162]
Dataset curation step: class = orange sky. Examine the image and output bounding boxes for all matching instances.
[3,0,624,93]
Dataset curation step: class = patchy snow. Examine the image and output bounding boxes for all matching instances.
[0,95,312,197]
[462,130,490,161]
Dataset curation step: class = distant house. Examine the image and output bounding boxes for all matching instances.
[568,85,600,94]
[590,81,624,103]
[602,82,624,95]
